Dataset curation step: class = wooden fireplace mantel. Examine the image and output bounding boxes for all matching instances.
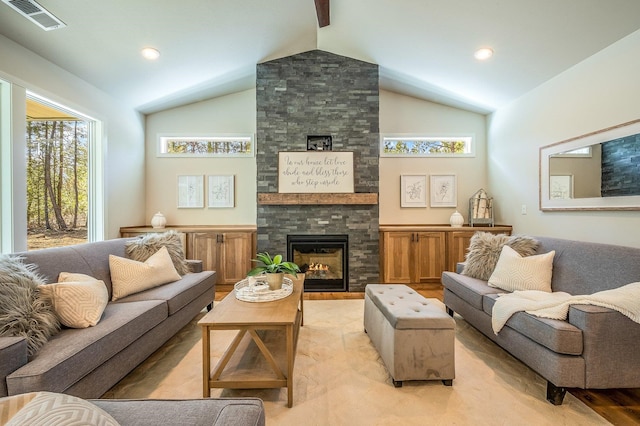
[258,193,378,205]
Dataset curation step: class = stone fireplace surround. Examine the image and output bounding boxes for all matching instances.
[256,50,380,292]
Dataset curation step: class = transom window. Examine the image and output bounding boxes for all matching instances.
[158,135,254,157]
[551,146,592,157]
[380,135,474,157]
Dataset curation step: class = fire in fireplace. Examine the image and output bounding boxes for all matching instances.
[287,234,348,292]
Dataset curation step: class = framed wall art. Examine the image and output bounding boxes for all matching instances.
[177,175,204,208]
[550,175,573,200]
[400,174,427,207]
[208,175,235,208]
[430,174,457,207]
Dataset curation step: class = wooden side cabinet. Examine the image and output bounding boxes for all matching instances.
[188,231,256,285]
[380,231,446,284]
[120,226,257,286]
[379,225,512,284]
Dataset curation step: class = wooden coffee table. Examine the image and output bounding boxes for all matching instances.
[199,275,304,407]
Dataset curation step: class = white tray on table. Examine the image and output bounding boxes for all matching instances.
[234,276,294,302]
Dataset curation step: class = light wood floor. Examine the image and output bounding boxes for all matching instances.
[216,285,640,425]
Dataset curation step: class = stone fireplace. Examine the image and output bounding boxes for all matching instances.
[255,50,380,292]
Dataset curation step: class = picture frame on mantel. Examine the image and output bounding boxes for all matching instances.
[400,174,427,207]
[430,174,457,207]
[277,151,354,193]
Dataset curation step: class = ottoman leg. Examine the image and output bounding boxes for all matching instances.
[392,379,403,388]
[442,379,453,386]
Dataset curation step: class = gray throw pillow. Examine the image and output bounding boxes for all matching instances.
[125,230,191,275]
[0,255,60,357]
[461,232,540,281]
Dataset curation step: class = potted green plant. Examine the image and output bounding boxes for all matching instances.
[247,252,300,290]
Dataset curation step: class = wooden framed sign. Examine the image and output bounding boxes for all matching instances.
[278,151,354,193]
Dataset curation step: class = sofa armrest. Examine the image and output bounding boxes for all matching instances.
[186,259,203,273]
[0,337,28,397]
[90,398,265,426]
[569,304,640,388]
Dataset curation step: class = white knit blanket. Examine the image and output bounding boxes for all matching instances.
[491,281,640,334]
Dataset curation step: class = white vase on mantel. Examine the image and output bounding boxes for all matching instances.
[151,212,167,229]
[449,211,464,228]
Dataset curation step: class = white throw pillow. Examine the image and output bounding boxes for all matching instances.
[5,392,119,426]
[39,274,108,328]
[109,246,181,301]
[488,245,555,292]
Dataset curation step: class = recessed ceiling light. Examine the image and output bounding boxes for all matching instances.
[141,47,160,60]
[474,47,494,61]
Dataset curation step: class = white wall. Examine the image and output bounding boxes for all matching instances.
[144,89,257,226]
[144,88,485,227]
[488,29,640,248]
[0,34,145,246]
[379,90,487,225]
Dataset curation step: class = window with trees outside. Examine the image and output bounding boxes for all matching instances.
[158,135,254,157]
[380,135,474,157]
[26,97,91,250]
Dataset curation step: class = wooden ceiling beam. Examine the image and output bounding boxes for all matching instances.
[314,0,330,27]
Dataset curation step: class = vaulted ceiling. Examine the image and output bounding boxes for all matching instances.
[1,0,640,115]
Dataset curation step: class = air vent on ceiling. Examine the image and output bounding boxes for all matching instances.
[2,0,66,31]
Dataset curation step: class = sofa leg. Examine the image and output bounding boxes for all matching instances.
[546,381,566,405]
[392,379,403,388]
[206,302,213,312]
[442,379,453,386]
[446,306,454,317]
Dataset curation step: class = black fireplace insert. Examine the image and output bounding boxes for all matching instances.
[287,234,348,292]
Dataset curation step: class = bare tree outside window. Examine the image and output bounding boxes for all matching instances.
[26,117,89,249]
[379,135,474,157]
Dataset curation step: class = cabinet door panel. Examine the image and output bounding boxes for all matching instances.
[415,232,446,282]
[188,232,220,273]
[220,232,254,284]
[448,231,472,272]
[382,232,413,283]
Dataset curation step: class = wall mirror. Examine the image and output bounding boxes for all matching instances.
[540,118,640,211]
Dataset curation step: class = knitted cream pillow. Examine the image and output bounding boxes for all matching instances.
[4,392,119,426]
[109,246,181,301]
[488,245,556,292]
[39,273,108,328]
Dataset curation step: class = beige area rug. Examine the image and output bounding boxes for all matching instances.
[103,300,608,425]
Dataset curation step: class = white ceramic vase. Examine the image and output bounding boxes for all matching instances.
[151,212,167,229]
[449,211,464,227]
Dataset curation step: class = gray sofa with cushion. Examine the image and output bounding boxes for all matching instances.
[442,236,640,404]
[0,238,215,399]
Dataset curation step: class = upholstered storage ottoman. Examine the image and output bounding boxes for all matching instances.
[364,284,455,387]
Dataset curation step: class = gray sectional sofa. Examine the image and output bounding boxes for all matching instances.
[0,238,215,399]
[442,236,640,404]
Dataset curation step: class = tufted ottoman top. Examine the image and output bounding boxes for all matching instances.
[365,284,455,330]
